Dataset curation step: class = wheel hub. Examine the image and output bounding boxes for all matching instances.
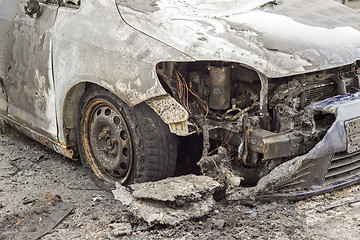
[88,103,132,179]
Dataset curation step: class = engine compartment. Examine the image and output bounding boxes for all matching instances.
[156,61,360,185]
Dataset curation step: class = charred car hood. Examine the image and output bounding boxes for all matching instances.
[116,0,360,78]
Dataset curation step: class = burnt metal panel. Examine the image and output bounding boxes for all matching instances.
[52,0,192,144]
[4,1,59,139]
[208,66,231,110]
[0,0,18,115]
[117,0,360,78]
[2,116,75,159]
[249,128,305,160]
[0,0,17,78]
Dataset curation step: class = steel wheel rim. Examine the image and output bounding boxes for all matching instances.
[82,99,133,183]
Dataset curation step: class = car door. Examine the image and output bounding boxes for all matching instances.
[0,1,18,116]
[0,0,59,138]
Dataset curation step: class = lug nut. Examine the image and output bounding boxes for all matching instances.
[103,127,111,134]
[98,133,105,140]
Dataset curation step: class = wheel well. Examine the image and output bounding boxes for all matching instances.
[62,82,98,149]
[62,82,173,153]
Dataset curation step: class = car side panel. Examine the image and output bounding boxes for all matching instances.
[4,2,58,138]
[0,0,18,115]
[52,0,192,145]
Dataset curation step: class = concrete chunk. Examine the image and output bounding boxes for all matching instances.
[112,175,220,225]
[109,222,132,237]
[112,183,134,206]
[130,174,220,204]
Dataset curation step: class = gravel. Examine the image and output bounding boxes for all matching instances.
[0,127,360,239]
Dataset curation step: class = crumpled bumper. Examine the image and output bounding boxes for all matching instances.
[228,92,360,201]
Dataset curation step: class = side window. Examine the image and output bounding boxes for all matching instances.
[60,0,80,8]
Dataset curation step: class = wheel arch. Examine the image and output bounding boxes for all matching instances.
[61,78,190,152]
[61,81,132,151]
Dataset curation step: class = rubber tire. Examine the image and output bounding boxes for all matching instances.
[77,87,177,190]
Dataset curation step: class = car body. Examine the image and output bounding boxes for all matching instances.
[0,0,360,198]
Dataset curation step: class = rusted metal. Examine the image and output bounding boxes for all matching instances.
[2,116,75,159]
[249,128,306,160]
[81,98,133,183]
[208,66,231,110]
[89,100,132,178]
[146,95,189,136]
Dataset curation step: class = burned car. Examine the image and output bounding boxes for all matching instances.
[0,0,360,198]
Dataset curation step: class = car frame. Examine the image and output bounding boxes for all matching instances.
[1,0,360,198]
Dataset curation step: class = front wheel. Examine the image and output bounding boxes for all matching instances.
[77,88,177,190]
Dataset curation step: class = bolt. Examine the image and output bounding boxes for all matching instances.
[110,150,116,156]
[103,127,111,134]
[98,133,105,140]
[102,148,108,153]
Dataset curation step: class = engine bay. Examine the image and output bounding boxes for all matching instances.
[156,61,360,185]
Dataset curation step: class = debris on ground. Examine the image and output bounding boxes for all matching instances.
[109,222,132,237]
[1,126,360,239]
[197,147,243,192]
[92,195,105,202]
[226,155,306,201]
[22,195,38,205]
[0,193,74,240]
[315,196,360,212]
[209,218,226,229]
[112,174,220,225]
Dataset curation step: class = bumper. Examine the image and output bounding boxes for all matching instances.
[278,93,360,196]
[259,176,360,201]
[230,93,360,201]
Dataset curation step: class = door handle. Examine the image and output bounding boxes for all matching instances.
[24,0,41,18]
